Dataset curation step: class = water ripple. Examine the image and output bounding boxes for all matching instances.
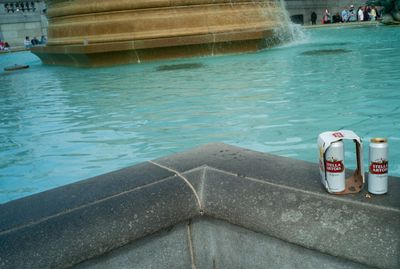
[1,26,400,204]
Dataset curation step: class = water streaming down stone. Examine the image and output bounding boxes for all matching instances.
[273,0,306,44]
[32,0,296,67]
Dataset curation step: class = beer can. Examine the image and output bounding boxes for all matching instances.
[325,140,346,192]
[368,138,388,194]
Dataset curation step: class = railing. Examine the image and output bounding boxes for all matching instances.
[3,2,36,13]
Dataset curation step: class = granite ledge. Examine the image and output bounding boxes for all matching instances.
[0,143,399,269]
[75,217,377,269]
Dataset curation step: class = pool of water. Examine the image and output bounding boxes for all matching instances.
[1,25,399,204]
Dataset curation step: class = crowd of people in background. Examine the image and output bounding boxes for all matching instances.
[311,4,380,25]
[24,35,46,49]
[0,35,47,51]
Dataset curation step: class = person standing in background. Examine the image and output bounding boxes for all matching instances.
[348,5,357,22]
[40,35,47,45]
[24,36,31,49]
[311,11,317,25]
[358,6,364,21]
[370,6,377,20]
[341,7,349,22]
[332,12,342,23]
[323,9,331,24]
[364,6,371,21]
[31,37,40,46]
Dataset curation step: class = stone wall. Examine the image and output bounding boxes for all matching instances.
[0,0,380,50]
[284,0,369,25]
[31,0,290,67]
[0,1,47,49]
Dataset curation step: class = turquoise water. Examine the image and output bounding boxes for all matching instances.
[1,25,399,204]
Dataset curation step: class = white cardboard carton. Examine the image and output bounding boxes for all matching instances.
[318,130,365,194]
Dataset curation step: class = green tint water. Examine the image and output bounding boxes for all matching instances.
[1,25,399,203]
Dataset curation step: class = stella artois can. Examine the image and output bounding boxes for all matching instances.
[368,138,388,194]
[325,140,346,192]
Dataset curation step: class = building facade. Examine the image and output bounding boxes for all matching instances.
[0,1,47,48]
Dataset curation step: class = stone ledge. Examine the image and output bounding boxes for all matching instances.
[31,30,276,67]
[75,217,376,269]
[0,143,398,268]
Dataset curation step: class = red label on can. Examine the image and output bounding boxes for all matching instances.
[325,160,344,173]
[369,161,388,174]
[332,132,344,138]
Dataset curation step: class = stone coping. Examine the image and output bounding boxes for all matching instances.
[0,47,28,54]
[0,143,399,268]
[31,30,275,67]
[76,217,376,269]
[304,21,381,29]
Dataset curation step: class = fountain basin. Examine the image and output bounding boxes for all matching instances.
[32,0,286,67]
[1,143,399,268]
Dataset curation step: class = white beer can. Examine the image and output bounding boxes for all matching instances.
[368,138,388,194]
[325,140,346,192]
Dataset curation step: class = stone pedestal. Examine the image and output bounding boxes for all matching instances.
[31,0,286,67]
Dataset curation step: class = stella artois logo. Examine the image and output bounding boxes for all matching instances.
[369,159,388,174]
[325,158,344,173]
[332,132,344,138]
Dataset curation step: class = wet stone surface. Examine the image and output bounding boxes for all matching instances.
[0,143,398,269]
